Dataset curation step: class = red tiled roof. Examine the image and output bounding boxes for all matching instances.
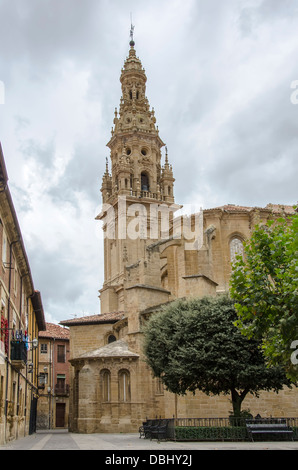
[39,322,70,340]
[59,311,125,327]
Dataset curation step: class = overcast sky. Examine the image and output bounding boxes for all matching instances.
[0,0,297,325]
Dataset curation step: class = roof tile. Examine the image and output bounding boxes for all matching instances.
[39,322,70,340]
[60,311,124,326]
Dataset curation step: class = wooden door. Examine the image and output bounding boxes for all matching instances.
[56,403,65,427]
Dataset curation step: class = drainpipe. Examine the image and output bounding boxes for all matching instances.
[24,296,29,436]
[15,276,23,430]
[4,237,20,443]
[50,337,55,429]
[49,338,54,429]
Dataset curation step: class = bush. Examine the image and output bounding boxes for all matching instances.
[175,425,247,441]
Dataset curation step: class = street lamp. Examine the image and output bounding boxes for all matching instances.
[31,338,38,349]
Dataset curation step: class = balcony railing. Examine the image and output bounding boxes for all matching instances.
[10,341,27,368]
[54,384,69,396]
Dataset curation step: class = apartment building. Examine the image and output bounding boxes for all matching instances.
[0,143,46,444]
[37,323,70,429]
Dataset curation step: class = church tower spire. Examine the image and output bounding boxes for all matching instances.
[98,32,176,314]
[103,32,174,203]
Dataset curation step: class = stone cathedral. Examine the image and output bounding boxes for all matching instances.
[61,37,297,433]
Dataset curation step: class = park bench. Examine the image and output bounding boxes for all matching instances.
[139,419,158,439]
[246,418,294,442]
[139,418,170,440]
[150,419,169,441]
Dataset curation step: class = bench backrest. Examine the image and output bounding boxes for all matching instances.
[247,423,288,429]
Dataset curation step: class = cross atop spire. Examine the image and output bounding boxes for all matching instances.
[130,14,135,47]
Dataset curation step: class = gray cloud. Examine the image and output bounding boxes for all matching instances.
[47,141,101,207]
[19,137,56,170]
[1,0,297,323]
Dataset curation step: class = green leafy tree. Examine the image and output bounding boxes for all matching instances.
[143,295,293,417]
[230,210,298,380]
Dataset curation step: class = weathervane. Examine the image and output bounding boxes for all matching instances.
[130,13,135,45]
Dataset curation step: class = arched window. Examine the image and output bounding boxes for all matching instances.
[101,369,111,402]
[230,237,244,263]
[141,172,149,191]
[118,369,131,402]
[108,334,116,344]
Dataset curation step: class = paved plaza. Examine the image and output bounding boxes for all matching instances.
[1,429,298,451]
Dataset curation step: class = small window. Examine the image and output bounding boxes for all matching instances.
[40,343,47,354]
[156,377,164,395]
[2,230,7,265]
[56,375,65,389]
[14,263,18,294]
[108,334,116,344]
[57,345,65,363]
[101,369,111,402]
[141,172,149,191]
[118,369,131,402]
[230,237,244,263]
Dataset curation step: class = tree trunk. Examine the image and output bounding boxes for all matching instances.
[231,388,243,417]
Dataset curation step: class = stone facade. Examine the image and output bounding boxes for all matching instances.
[0,144,46,445]
[60,39,297,433]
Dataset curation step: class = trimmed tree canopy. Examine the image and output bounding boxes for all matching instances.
[143,295,293,416]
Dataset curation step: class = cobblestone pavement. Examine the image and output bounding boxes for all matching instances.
[1,429,298,451]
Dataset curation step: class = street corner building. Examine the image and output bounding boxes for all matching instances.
[37,323,70,430]
[0,145,46,445]
[60,37,297,434]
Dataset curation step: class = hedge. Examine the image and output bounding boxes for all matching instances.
[175,426,247,441]
[175,426,298,441]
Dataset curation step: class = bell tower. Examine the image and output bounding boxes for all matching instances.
[98,31,176,314]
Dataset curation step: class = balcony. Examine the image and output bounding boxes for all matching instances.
[55,383,70,396]
[10,341,27,369]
